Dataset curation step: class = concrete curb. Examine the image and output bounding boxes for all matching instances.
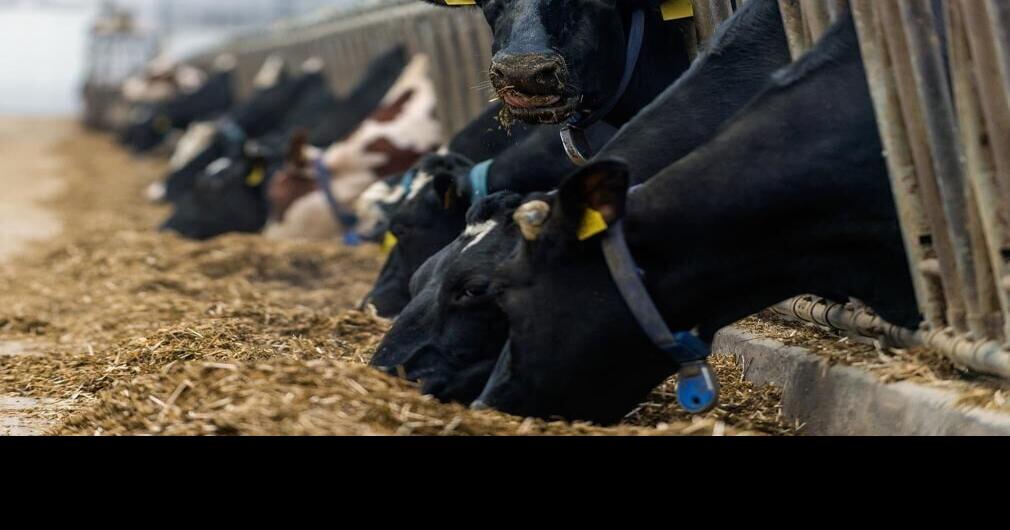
[714,327,1010,436]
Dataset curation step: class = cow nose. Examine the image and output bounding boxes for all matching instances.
[470,400,490,411]
[489,53,567,93]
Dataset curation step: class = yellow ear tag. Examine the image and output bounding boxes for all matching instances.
[382,231,399,254]
[444,0,476,5]
[578,208,609,241]
[661,0,694,21]
[245,165,265,187]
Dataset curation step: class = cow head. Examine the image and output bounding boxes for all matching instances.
[472,160,676,424]
[370,192,522,403]
[161,152,273,240]
[362,152,475,317]
[423,0,646,124]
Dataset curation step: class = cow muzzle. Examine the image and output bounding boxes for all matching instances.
[489,53,576,123]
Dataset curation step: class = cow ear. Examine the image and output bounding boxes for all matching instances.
[287,129,309,166]
[433,174,458,210]
[558,159,630,239]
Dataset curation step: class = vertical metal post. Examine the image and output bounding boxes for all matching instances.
[900,0,988,338]
[850,0,945,328]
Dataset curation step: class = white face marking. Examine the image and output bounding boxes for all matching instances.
[302,57,325,73]
[461,220,498,254]
[407,171,434,201]
[206,157,232,176]
[254,55,285,89]
[382,183,408,205]
[171,122,217,170]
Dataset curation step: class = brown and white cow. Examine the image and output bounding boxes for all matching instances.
[264,53,443,241]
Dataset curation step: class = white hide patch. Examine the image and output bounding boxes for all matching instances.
[170,122,217,170]
[382,181,408,205]
[145,182,167,203]
[322,54,443,172]
[461,220,498,254]
[214,54,238,72]
[407,171,434,201]
[206,157,233,176]
[253,55,286,89]
[354,180,395,235]
[175,65,207,95]
[302,57,325,73]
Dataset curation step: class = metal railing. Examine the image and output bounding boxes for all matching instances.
[82,24,160,130]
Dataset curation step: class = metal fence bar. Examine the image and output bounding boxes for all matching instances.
[778,0,811,60]
[900,0,991,339]
[799,0,833,42]
[876,0,968,333]
[947,0,1010,341]
[850,0,945,328]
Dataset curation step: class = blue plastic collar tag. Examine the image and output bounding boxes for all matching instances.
[469,159,493,201]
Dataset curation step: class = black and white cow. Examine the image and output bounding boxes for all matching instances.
[155,59,329,204]
[121,55,237,154]
[349,101,537,245]
[161,60,341,240]
[374,14,921,423]
[422,0,692,128]
[263,54,444,241]
[362,120,615,317]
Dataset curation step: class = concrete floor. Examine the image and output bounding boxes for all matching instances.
[0,117,71,435]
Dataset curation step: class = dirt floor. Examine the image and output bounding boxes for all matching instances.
[0,119,805,436]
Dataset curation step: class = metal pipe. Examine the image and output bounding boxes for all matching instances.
[799,0,833,42]
[774,296,1010,379]
[778,0,811,60]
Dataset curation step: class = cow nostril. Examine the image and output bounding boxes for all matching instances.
[489,64,505,81]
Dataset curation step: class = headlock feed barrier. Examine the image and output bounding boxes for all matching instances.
[82,11,159,130]
[152,0,1010,381]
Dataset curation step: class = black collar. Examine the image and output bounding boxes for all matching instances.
[600,218,720,414]
[561,9,647,165]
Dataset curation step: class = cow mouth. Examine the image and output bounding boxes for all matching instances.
[498,88,578,124]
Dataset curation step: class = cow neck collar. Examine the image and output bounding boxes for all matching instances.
[597,186,719,414]
[561,9,646,166]
[312,157,362,246]
[468,159,493,202]
[217,117,246,145]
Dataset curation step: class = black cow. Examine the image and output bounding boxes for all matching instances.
[596,0,791,184]
[423,0,691,128]
[470,15,920,423]
[161,70,339,239]
[363,118,615,317]
[371,0,792,398]
[349,101,533,245]
[121,65,235,154]
[160,47,409,205]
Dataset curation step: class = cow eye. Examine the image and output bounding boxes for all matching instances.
[456,280,490,303]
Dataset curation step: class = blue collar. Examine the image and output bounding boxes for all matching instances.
[561,9,646,165]
[399,168,418,195]
[600,218,718,414]
[469,160,493,202]
[217,117,246,145]
[313,157,362,246]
